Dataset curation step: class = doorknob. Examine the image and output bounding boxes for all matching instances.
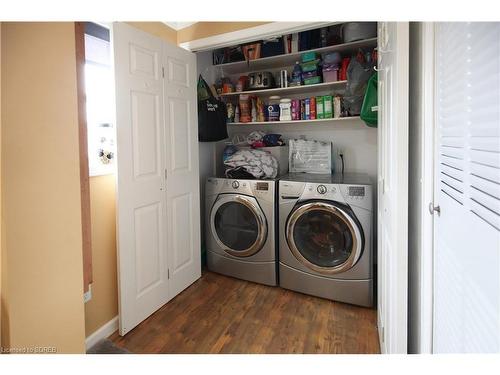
[429,202,441,216]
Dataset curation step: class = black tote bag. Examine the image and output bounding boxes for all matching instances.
[197,75,228,142]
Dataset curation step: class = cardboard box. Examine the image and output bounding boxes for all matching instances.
[323,95,333,118]
[316,96,325,119]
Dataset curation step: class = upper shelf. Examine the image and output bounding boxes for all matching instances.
[227,116,362,126]
[219,80,347,98]
[213,37,378,75]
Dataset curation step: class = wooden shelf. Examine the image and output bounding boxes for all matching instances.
[228,117,361,126]
[220,81,347,97]
[214,38,377,74]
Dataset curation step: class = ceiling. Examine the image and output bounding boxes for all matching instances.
[163,22,197,30]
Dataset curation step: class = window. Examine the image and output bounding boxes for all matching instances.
[84,23,115,176]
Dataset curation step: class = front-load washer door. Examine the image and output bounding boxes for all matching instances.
[210,194,267,257]
[285,201,364,275]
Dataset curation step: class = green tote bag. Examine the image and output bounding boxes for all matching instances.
[360,72,378,127]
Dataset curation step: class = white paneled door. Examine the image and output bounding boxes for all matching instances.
[163,41,202,298]
[433,22,500,353]
[377,22,410,353]
[113,22,201,336]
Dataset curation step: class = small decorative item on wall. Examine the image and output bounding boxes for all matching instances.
[98,148,114,164]
[88,122,115,176]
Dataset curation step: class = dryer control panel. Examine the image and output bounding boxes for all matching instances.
[250,181,275,203]
[206,178,275,204]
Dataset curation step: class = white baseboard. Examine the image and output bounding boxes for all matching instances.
[85,316,119,351]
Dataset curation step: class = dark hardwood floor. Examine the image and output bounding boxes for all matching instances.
[109,271,380,354]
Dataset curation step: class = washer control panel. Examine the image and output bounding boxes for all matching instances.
[281,181,343,202]
[280,181,305,198]
[317,185,327,194]
[278,178,372,210]
[340,185,372,210]
[341,185,367,201]
[348,186,365,197]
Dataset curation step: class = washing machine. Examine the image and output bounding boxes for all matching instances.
[278,173,373,307]
[206,177,277,286]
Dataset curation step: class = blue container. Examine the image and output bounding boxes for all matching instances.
[303,98,311,120]
[267,104,280,121]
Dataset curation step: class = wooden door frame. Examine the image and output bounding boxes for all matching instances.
[74,22,93,293]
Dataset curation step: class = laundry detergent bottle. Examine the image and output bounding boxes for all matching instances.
[291,61,303,85]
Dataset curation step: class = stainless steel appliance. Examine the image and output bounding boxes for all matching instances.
[248,71,275,90]
[206,177,277,286]
[278,173,373,306]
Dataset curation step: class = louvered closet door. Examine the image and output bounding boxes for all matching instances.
[433,22,500,353]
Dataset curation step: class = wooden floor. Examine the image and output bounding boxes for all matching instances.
[110,271,380,354]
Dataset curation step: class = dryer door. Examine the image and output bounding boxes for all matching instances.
[210,194,268,257]
[286,201,364,275]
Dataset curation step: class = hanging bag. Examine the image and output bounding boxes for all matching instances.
[197,75,228,142]
[360,72,378,127]
[343,50,375,116]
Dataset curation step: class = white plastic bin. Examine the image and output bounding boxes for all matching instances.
[262,145,289,176]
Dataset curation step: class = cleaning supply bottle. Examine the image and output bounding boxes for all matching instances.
[279,98,292,121]
[268,96,281,121]
[320,27,328,47]
[234,104,240,123]
[251,98,257,122]
[291,61,302,86]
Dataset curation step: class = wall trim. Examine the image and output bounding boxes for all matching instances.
[85,316,118,351]
[179,22,335,52]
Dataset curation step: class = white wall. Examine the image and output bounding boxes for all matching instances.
[196,50,218,252]
[225,121,377,180]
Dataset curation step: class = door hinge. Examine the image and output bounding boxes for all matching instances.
[381,326,385,343]
[162,67,165,78]
[167,269,170,279]
[83,284,92,303]
[165,169,168,180]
